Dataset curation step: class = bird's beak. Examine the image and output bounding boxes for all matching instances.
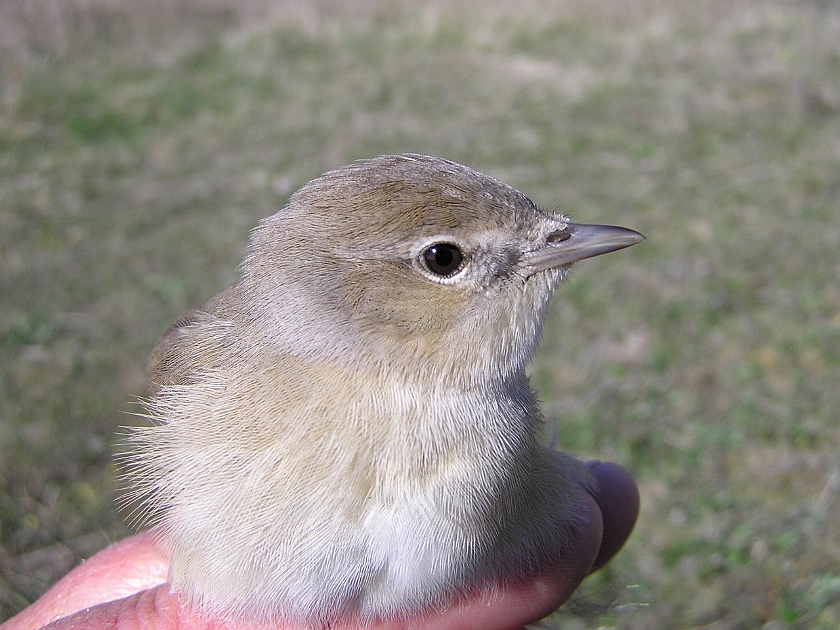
[522,223,645,276]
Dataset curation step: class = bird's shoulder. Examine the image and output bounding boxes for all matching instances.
[147,288,239,394]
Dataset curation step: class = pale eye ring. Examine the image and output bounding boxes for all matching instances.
[422,243,464,277]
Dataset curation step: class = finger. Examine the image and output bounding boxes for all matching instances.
[585,461,639,573]
[2,532,168,630]
[362,493,604,630]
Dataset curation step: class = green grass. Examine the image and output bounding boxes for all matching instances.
[1,0,839,626]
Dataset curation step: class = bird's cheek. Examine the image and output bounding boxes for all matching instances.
[340,266,463,335]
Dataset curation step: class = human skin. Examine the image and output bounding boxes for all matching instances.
[2,462,638,630]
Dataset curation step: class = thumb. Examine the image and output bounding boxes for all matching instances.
[1,532,167,630]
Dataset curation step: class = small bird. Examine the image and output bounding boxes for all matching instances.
[122,153,644,625]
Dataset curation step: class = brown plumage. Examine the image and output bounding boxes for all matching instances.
[121,154,644,625]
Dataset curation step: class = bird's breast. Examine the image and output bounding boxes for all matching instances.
[140,352,544,620]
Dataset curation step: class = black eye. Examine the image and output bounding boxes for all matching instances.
[422,243,464,277]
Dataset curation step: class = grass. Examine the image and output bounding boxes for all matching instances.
[1,0,839,626]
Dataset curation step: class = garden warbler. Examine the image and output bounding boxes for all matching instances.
[122,153,644,625]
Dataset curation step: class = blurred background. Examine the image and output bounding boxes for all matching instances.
[1,0,838,627]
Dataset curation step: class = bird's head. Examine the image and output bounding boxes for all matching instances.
[242,154,643,386]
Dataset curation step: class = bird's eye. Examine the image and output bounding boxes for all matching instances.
[422,243,464,277]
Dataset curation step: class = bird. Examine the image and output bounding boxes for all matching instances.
[120,153,644,626]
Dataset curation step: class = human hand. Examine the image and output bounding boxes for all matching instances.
[2,462,637,630]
